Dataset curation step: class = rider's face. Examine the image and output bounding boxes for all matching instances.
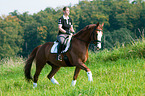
[63,8,70,16]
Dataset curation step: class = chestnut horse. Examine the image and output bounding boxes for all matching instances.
[24,22,104,88]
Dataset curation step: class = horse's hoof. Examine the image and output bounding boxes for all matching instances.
[33,83,37,88]
[71,80,76,86]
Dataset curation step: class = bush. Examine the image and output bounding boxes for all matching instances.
[90,39,145,61]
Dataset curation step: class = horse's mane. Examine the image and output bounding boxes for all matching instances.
[73,24,96,37]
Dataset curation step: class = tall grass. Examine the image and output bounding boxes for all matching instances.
[0,40,145,96]
[93,39,145,61]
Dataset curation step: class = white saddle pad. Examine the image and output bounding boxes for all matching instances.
[51,35,72,53]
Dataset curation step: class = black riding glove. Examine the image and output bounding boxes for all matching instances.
[66,31,71,35]
[72,32,75,34]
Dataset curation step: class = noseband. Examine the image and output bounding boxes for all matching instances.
[74,26,102,43]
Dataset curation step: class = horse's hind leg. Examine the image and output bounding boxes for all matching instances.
[47,64,60,85]
[33,61,46,88]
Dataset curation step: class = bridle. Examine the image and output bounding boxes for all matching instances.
[90,26,102,43]
[74,26,102,44]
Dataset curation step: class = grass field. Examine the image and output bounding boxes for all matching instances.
[0,41,145,96]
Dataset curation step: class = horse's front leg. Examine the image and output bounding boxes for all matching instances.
[71,67,81,86]
[77,59,93,82]
[71,59,93,86]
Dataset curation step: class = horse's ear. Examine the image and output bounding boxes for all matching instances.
[102,22,104,27]
[96,22,99,27]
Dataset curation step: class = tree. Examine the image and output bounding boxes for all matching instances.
[103,28,134,49]
[0,15,23,58]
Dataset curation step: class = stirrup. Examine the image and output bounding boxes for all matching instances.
[57,54,62,61]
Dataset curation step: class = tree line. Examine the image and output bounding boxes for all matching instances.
[0,0,145,58]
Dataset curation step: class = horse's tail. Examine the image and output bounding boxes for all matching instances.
[24,45,41,82]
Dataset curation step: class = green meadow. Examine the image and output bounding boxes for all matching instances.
[0,40,144,96]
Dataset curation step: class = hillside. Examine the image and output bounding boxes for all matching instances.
[0,40,144,96]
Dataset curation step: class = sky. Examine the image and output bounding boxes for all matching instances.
[0,0,137,16]
[0,0,79,16]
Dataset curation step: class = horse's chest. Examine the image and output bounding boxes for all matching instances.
[84,52,88,62]
[79,51,88,62]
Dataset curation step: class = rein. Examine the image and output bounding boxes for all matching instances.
[73,26,102,43]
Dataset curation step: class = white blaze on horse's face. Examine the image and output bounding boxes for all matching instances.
[97,31,103,49]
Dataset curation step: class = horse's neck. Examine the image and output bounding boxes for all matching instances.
[71,37,89,61]
[74,30,91,43]
[73,30,91,54]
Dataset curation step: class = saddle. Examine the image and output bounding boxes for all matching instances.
[51,35,72,53]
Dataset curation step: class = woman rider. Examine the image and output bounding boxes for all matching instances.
[57,7,75,61]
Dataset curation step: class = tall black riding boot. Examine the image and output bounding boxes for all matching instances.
[57,43,62,61]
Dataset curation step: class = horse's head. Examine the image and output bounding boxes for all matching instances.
[90,22,104,50]
[73,22,104,50]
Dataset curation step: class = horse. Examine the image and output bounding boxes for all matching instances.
[24,22,104,88]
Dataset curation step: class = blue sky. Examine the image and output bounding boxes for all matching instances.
[0,0,79,16]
